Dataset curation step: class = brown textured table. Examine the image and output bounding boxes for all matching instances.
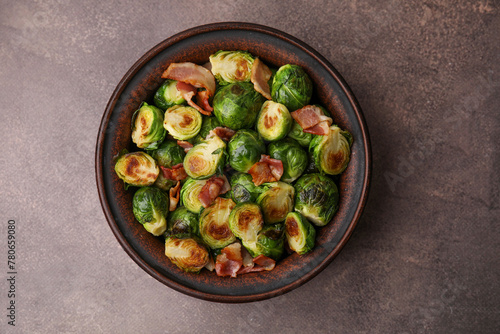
[1,1,499,333]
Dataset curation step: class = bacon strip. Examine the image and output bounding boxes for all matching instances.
[176,140,193,153]
[198,175,231,208]
[212,127,236,141]
[248,155,284,186]
[160,163,187,181]
[253,255,276,271]
[237,254,276,275]
[260,155,284,181]
[162,62,216,96]
[168,181,181,212]
[291,105,333,135]
[250,57,272,100]
[303,121,330,135]
[176,82,212,116]
[197,90,213,113]
[215,243,243,277]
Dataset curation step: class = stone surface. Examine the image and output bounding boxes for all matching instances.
[0,0,499,333]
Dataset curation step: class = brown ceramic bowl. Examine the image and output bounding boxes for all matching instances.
[96,22,371,303]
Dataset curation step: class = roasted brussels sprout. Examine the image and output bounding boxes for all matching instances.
[213,82,266,130]
[305,151,319,174]
[131,102,166,150]
[183,134,226,179]
[230,172,264,203]
[163,105,202,140]
[255,224,285,260]
[167,206,199,236]
[288,120,313,147]
[199,197,236,249]
[294,173,339,226]
[228,129,266,172]
[132,187,168,236]
[180,178,208,214]
[165,235,209,273]
[268,138,308,183]
[114,151,159,187]
[256,181,295,224]
[256,101,292,141]
[150,140,186,191]
[153,79,186,110]
[229,203,264,255]
[150,140,185,167]
[309,125,352,175]
[271,64,313,111]
[285,212,316,255]
[209,50,255,85]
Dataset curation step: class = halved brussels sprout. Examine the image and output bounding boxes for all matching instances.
[255,223,285,260]
[285,212,316,255]
[228,129,266,172]
[114,151,159,187]
[167,206,199,236]
[271,64,313,111]
[132,187,169,236]
[230,172,264,203]
[165,235,209,273]
[294,173,339,226]
[150,140,186,191]
[199,197,236,249]
[131,102,166,150]
[153,79,186,110]
[256,181,295,224]
[209,50,255,85]
[256,101,292,142]
[229,203,264,255]
[268,138,308,183]
[213,82,266,130]
[163,105,202,140]
[309,125,353,175]
[180,178,208,214]
[193,115,221,144]
[288,120,313,147]
[183,134,226,179]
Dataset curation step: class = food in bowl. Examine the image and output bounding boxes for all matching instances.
[113,50,353,277]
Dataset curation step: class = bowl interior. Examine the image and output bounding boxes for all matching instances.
[96,23,370,302]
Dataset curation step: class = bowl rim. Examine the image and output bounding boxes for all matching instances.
[95,22,371,303]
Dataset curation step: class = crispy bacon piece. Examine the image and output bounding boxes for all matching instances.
[215,243,243,277]
[160,163,187,181]
[260,155,284,180]
[176,82,213,116]
[248,162,275,186]
[176,140,193,153]
[248,155,284,186]
[162,62,216,96]
[197,90,213,113]
[253,255,276,271]
[198,175,231,208]
[168,181,181,212]
[212,126,236,141]
[237,255,276,275]
[250,57,272,100]
[291,105,333,135]
[303,120,330,135]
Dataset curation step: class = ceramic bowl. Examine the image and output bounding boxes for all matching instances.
[96,22,371,302]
